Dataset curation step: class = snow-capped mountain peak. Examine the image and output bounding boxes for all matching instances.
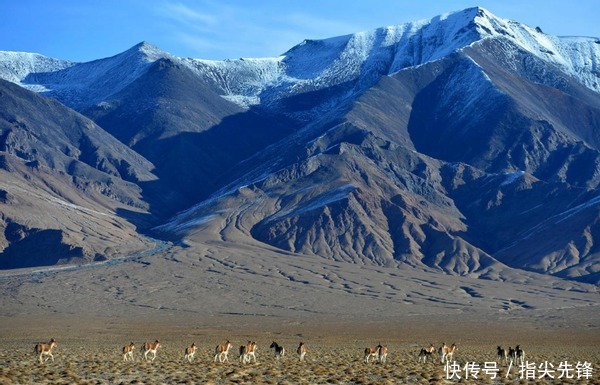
[132,41,167,62]
[0,51,74,86]
[466,7,600,91]
[180,6,599,112]
[0,7,598,112]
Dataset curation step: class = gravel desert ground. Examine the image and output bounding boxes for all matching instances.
[0,313,598,384]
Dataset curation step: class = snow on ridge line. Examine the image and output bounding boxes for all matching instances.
[500,194,600,250]
[555,194,600,224]
[178,6,600,106]
[0,42,177,109]
[501,171,525,186]
[1,6,599,109]
[466,9,600,92]
[267,184,358,223]
[171,7,493,108]
[0,41,167,84]
[0,7,490,105]
[0,51,75,83]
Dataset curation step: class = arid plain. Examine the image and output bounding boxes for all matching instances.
[0,317,598,385]
[0,226,598,384]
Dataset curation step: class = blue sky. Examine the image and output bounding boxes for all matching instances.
[2,0,599,62]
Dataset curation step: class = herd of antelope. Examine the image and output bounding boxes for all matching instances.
[33,338,308,365]
[125,340,305,364]
[363,343,388,363]
[417,342,457,364]
[33,338,525,367]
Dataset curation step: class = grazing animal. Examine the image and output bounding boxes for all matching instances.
[239,341,257,363]
[378,345,388,364]
[246,341,257,363]
[122,342,135,362]
[142,340,160,362]
[513,345,525,365]
[270,341,285,359]
[34,338,57,363]
[418,344,435,363]
[497,346,507,364]
[439,343,457,363]
[214,340,232,363]
[184,343,197,363]
[297,342,307,361]
[364,344,382,363]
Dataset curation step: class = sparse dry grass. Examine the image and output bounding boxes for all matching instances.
[0,326,598,385]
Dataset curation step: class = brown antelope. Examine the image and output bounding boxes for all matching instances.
[364,344,382,363]
[240,341,257,363]
[34,338,57,363]
[122,342,135,362]
[184,343,197,363]
[439,343,457,363]
[214,340,232,363]
[245,341,257,363]
[418,344,435,363]
[297,342,307,361]
[378,345,388,364]
[142,340,160,362]
[270,341,285,359]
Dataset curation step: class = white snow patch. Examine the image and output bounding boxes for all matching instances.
[501,170,525,186]
[162,213,219,232]
[1,7,598,114]
[155,207,232,232]
[0,51,75,83]
[268,184,357,222]
[555,195,600,223]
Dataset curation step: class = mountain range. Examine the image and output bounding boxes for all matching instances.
[0,6,599,286]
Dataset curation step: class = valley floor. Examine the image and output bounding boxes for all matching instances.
[0,234,598,384]
[0,314,598,384]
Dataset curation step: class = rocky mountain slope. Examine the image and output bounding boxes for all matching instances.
[0,79,156,268]
[0,7,598,284]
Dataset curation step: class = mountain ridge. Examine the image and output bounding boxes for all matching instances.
[2,7,599,110]
[0,7,598,285]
